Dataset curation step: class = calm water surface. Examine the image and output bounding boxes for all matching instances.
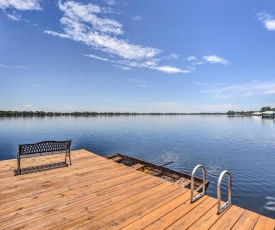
[0,115,275,218]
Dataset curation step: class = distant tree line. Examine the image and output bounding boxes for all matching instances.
[0,106,273,117]
[0,110,226,117]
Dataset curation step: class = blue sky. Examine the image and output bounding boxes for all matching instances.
[1,0,275,113]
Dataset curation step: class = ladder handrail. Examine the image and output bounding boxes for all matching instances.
[217,170,232,214]
[190,164,206,203]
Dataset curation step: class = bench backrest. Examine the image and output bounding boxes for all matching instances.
[19,140,71,156]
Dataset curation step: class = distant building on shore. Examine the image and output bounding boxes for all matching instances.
[262,111,275,119]
[251,112,262,116]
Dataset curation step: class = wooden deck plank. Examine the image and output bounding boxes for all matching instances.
[0,172,149,224]
[208,205,245,230]
[97,188,188,230]
[54,186,183,229]
[253,215,275,230]
[0,166,139,209]
[3,177,162,229]
[142,196,208,230]
[121,189,200,229]
[187,203,227,230]
[0,152,133,199]
[78,184,179,230]
[0,150,274,230]
[231,209,260,230]
[0,159,125,193]
[40,182,176,230]
[0,174,158,228]
[0,164,135,206]
[165,197,217,230]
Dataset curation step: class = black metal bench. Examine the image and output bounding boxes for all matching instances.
[15,140,72,175]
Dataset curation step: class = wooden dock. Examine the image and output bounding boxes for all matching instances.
[0,149,274,229]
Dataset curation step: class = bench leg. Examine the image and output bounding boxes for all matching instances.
[65,151,72,165]
[17,157,21,175]
[65,152,67,164]
[68,150,72,165]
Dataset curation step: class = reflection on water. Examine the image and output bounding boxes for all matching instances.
[265,197,275,211]
[0,115,274,218]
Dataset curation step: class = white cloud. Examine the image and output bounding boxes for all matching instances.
[202,82,275,99]
[191,61,205,66]
[0,0,41,10]
[265,20,275,30]
[258,12,275,31]
[24,104,33,110]
[113,65,131,70]
[151,65,190,74]
[6,12,21,21]
[84,54,109,61]
[166,53,179,60]
[44,1,193,74]
[0,64,28,69]
[186,56,196,61]
[104,0,115,6]
[45,1,160,60]
[84,52,187,74]
[127,78,147,86]
[44,30,71,39]
[203,55,229,65]
[262,90,275,95]
[132,15,142,21]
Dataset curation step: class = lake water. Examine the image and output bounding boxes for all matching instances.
[0,115,275,218]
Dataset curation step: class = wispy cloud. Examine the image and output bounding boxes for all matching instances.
[127,78,148,87]
[203,55,229,65]
[104,0,116,6]
[24,104,33,110]
[46,1,160,60]
[150,65,190,74]
[0,64,28,69]
[258,12,275,31]
[186,56,196,61]
[44,1,187,74]
[132,15,142,21]
[84,54,109,61]
[44,1,228,75]
[202,82,275,99]
[191,61,205,66]
[166,53,179,60]
[0,0,41,11]
[113,65,131,70]
[185,55,228,66]
[6,12,21,21]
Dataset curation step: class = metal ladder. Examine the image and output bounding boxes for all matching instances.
[190,165,232,214]
[190,165,206,203]
[217,170,232,214]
